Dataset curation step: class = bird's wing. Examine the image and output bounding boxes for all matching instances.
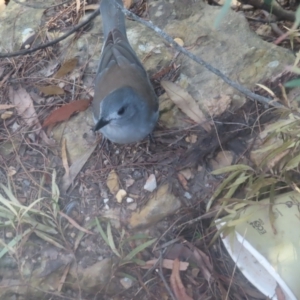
[96,29,147,78]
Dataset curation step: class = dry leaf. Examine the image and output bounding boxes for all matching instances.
[170,258,193,300]
[62,138,69,178]
[58,264,71,292]
[84,4,98,10]
[59,212,94,234]
[9,86,55,144]
[142,259,189,271]
[61,144,97,192]
[9,86,40,128]
[54,58,78,79]
[0,0,8,13]
[0,104,15,110]
[152,65,173,80]
[123,0,132,9]
[76,0,80,13]
[42,99,91,128]
[174,38,184,47]
[36,85,65,96]
[107,170,120,194]
[275,284,286,300]
[1,111,13,120]
[161,80,211,132]
[185,134,197,143]
[180,169,193,180]
[209,151,234,171]
[192,246,213,283]
[256,83,276,97]
[177,173,188,190]
[7,166,16,177]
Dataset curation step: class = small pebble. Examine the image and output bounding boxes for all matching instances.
[184,192,192,199]
[120,277,133,289]
[104,204,110,210]
[144,174,157,192]
[5,232,13,238]
[103,198,109,204]
[126,197,134,203]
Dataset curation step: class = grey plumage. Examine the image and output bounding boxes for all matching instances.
[92,0,158,144]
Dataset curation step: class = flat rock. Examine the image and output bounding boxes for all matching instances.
[129,184,181,229]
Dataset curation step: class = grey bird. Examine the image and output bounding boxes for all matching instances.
[92,0,159,144]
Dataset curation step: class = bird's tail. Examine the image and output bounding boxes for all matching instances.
[100,0,127,40]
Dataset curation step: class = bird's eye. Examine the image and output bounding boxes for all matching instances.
[118,106,126,115]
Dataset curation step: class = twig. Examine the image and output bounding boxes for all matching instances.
[13,0,72,9]
[113,1,286,109]
[0,8,100,58]
[237,0,295,22]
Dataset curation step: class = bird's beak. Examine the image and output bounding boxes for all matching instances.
[94,118,110,131]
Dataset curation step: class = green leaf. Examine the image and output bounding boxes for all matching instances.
[246,177,277,199]
[295,5,300,27]
[107,222,121,258]
[214,0,231,28]
[0,228,31,258]
[261,140,294,168]
[284,78,300,88]
[0,183,20,205]
[207,171,242,211]
[96,218,109,246]
[0,195,18,216]
[211,164,254,175]
[224,173,250,199]
[123,238,157,262]
[34,230,65,249]
[284,152,300,170]
[19,198,44,219]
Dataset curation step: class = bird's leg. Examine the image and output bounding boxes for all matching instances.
[99,136,110,152]
[148,133,156,144]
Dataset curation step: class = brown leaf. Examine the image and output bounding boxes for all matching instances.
[161,80,211,132]
[61,138,69,177]
[9,86,40,128]
[61,144,97,192]
[123,0,132,9]
[84,4,99,10]
[54,58,78,79]
[59,211,94,234]
[9,86,54,147]
[192,247,213,283]
[36,85,65,96]
[142,259,189,270]
[170,258,193,300]
[152,65,173,80]
[177,173,188,190]
[42,99,91,128]
[275,285,286,300]
[76,0,80,13]
[0,104,15,110]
